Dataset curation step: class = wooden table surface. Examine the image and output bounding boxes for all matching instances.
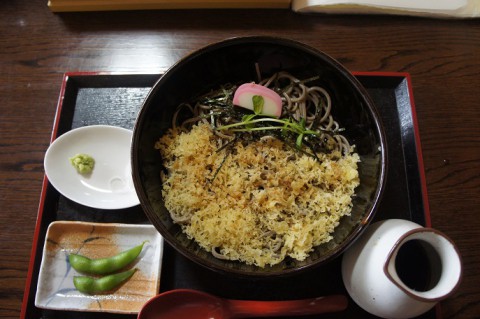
[1,1,479,318]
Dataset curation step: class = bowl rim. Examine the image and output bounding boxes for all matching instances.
[132,35,388,277]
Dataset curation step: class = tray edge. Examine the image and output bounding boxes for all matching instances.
[20,70,434,319]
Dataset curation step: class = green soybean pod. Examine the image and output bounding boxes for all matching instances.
[73,268,137,294]
[69,241,146,275]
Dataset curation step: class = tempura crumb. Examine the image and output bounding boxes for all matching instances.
[156,123,359,267]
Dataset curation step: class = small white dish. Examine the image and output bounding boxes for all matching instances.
[44,125,139,209]
[35,221,164,314]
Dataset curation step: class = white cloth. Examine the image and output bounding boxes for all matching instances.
[291,0,480,18]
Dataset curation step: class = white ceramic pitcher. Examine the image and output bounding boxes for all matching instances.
[342,219,462,319]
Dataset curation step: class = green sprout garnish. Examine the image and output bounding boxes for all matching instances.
[252,94,264,114]
[217,95,319,149]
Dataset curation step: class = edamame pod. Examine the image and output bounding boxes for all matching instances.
[69,241,146,275]
[73,268,136,294]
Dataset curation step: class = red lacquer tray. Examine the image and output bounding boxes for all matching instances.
[21,72,438,319]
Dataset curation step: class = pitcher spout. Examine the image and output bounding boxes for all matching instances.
[384,228,462,302]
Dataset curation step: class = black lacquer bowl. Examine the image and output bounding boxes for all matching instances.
[132,36,387,277]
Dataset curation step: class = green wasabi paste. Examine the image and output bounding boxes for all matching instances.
[69,153,95,174]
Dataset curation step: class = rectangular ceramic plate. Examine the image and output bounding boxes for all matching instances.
[34,221,163,314]
[20,72,437,319]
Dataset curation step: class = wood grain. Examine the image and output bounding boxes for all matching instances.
[1,1,479,318]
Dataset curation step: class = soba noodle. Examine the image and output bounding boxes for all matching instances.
[157,70,360,267]
[172,71,353,156]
